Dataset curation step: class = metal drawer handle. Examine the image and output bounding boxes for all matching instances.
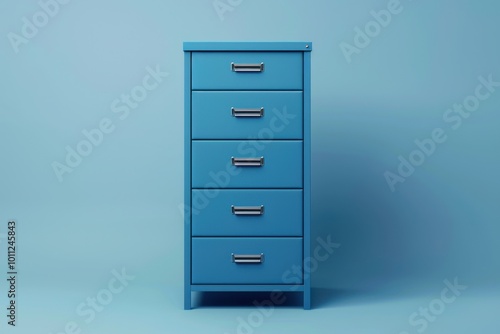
[231,107,264,117]
[231,157,264,167]
[231,205,264,215]
[231,62,264,72]
[232,253,265,264]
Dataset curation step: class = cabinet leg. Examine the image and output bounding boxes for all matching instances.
[303,289,311,310]
[184,288,191,310]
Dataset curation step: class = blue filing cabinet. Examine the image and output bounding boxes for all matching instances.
[184,42,312,309]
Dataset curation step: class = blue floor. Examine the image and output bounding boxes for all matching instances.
[10,284,499,334]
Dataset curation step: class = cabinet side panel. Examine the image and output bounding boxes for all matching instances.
[184,51,192,310]
[303,51,311,310]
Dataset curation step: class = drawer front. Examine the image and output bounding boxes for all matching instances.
[192,140,302,188]
[192,91,303,139]
[192,237,303,284]
[192,189,303,236]
[192,52,303,90]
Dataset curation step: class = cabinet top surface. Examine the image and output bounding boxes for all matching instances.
[183,42,312,52]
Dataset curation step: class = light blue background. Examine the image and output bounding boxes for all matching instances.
[0,0,499,333]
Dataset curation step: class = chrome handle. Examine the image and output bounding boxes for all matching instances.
[231,157,264,167]
[232,253,264,264]
[231,205,264,215]
[231,62,264,72]
[231,107,264,117]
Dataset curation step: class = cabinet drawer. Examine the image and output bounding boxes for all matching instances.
[192,237,303,284]
[192,91,303,139]
[192,140,302,188]
[192,52,303,90]
[192,189,302,236]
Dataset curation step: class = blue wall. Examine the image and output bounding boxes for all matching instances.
[0,0,499,332]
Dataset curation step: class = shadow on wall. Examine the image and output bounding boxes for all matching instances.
[310,101,458,301]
